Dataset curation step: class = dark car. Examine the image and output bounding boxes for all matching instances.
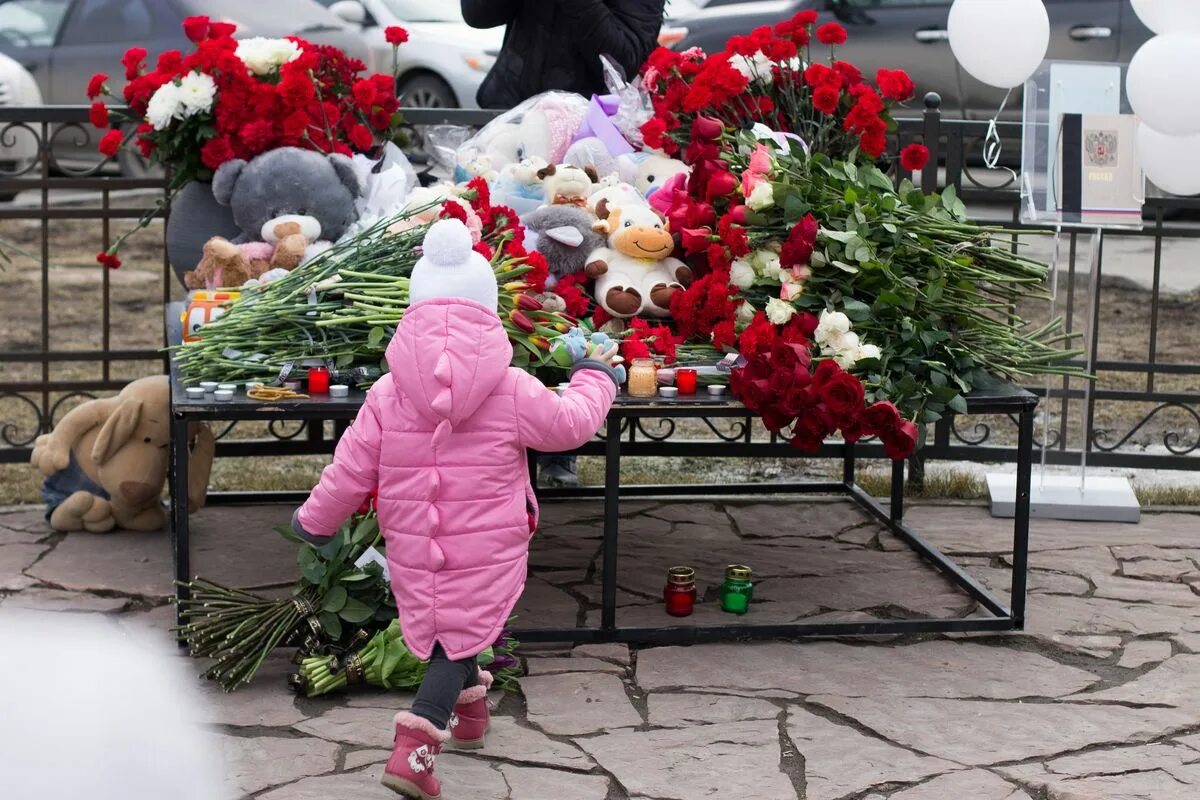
[0,0,368,173]
[670,0,1152,119]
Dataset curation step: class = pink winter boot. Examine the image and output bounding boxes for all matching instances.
[381,711,450,799]
[448,669,493,749]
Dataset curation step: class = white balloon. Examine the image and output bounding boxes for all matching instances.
[1138,124,1200,196]
[1131,0,1200,34]
[1127,33,1200,135]
[948,0,1050,89]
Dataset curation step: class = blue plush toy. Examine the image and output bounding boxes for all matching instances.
[553,328,626,384]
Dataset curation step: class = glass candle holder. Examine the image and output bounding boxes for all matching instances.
[720,564,753,615]
[307,366,330,393]
[675,368,698,395]
[627,358,658,397]
[663,566,696,617]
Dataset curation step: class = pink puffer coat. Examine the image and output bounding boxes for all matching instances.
[296,298,616,660]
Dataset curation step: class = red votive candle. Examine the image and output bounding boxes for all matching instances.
[307,366,330,394]
[664,566,697,617]
[675,368,698,395]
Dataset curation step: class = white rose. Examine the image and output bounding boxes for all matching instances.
[765,297,797,325]
[814,310,851,345]
[729,259,755,289]
[834,349,858,369]
[751,249,782,280]
[236,37,302,76]
[856,343,882,361]
[146,83,183,130]
[177,72,217,116]
[746,180,775,211]
[825,330,860,354]
[736,300,757,325]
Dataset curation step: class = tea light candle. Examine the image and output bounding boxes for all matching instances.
[307,366,330,394]
[329,384,349,398]
[217,383,237,392]
[675,368,698,395]
[245,382,260,393]
[214,389,233,402]
[707,384,727,398]
[185,387,205,400]
[658,386,678,399]
[199,381,218,393]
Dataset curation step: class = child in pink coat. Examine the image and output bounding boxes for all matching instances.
[292,219,619,799]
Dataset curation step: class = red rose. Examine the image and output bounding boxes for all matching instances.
[182,15,209,42]
[347,123,374,151]
[96,252,121,270]
[811,358,842,390]
[862,401,902,436]
[782,311,819,342]
[86,73,107,100]
[680,227,711,255]
[812,85,840,115]
[883,419,919,460]
[791,408,832,453]
[780,213,818,269]
[121,47,147,80]
[693,115,724,141]
[877,68,915,102]
[356,490,377,515]
[200,136,235,169]
[900,143,930,171]
[384,26,409,45]
[816,22,847,46]
[97,128,123,157]
[816,369,866,419]
[841,416,866,443]
[704,168,739,202]
[88,101,109,129]
[728,204,748,225]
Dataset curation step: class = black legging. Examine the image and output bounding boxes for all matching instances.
[410,643,479,730]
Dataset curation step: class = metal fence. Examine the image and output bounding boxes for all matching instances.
[1,99,1197,472]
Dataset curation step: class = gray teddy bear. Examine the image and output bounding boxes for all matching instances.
[523,204,604,282]
[212,146,362,257]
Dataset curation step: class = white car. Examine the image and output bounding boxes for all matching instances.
[324,0,502,109]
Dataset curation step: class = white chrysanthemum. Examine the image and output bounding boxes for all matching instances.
[765,297,797,325]
[729,258,756,290]
[236,37,303,76]
[146,82,183,130]
[746,180,775,211]
[177,72,217,116]
[730,51,774,85]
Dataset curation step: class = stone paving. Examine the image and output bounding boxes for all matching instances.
[3,497,1200,799]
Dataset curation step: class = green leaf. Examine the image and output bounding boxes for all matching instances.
[947,393,969,414]
[339,598,374,624]
[318,611,342,641]
[940,184,958,209]
[843,186,858,204]
[922,409,943,423]
[831,260,859,274]
[367,326,386,348]
[842,298,871,322]
[339,572,371,583]
[930,370,947,387]
[321,585,348,613]
[351,516,378,546]
[821,229,856,243]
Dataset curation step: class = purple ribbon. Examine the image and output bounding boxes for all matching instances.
[571,93,634,156]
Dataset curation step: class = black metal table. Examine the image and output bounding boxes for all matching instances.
[168,374,1035,645]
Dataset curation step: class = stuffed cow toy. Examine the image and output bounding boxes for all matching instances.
[31,376,214,532]
[585,203,693,319]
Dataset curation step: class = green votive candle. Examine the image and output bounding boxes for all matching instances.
[720,564,753,614]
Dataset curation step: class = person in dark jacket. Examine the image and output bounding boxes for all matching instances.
[462,0,666,109]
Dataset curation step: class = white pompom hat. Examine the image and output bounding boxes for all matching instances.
[408,219,498,312]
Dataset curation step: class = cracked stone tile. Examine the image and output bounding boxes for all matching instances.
[529,534,598,584]
[585,598,827,628]
[1047,633,1124,659]
[758,570,973,617]
[1123,560,1200,582]
[641,502,726,526]
[1112,545,1197,562]
[293,705,397,747]
[256,765,401,799]
[215,733,338,796]
[513,576,583,629]
[537,501,605,528]
[497,763,609,800]
[636,640,1099,699]
[195,653,309,728]
[1069,655,1200,709]
[0,508,55,539]
[1003,547,1120,579]
[726,501,868,540]
[1022,594,1200,641]
[524,656,625,676]
[1000,763,1198,799]
[883,769,1031,800]
[1032,741,1200,778]
[1092,575,1200,607]
[571,643,630,664]
[522,672,640,735]
[811,695,1196,765]
[786,708,956,800]
[1175,733,1200,753]
[646,692,778,726]
[438,753,510,799]
[476,716,595,770]
[1,587,130,613]
[1118,640,1175,669]
[970,566,1092,598]
[344,748,391,770]
[1174,632,1200,653]
[575,719,794,799]
[0,543,48,591]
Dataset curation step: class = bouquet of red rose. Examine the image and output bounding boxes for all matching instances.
[640,9,917,163]
[87,15,409,187]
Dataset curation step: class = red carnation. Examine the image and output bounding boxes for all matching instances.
[812,85,840,115]
[861,124,888,158]
[238,120,275,153]
[121,47,147,80]
[877,68,915,102]
[156,49,183,73]
[794,9,819,25]
[804,63,837,88]
[86,73,107,100]
[182,15,209,42]
[96,252,121,270]
[209,21,236,38]
[641,116,668,149]
[816,22,847,46]
[97,128,123,158]
[900,143,930,171]
[834,61,862,87]
[200,136,235,169]
[347,123,374,151]
[384,26,409,45]
[88,101,109,129]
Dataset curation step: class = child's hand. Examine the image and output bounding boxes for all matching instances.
[590,342,620,366]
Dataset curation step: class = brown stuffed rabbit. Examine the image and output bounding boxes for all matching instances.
[30,375,214,532]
